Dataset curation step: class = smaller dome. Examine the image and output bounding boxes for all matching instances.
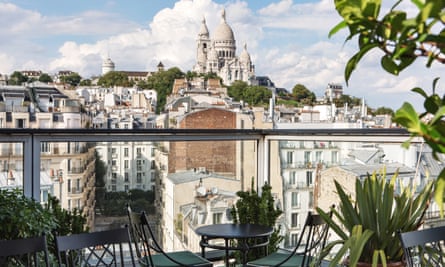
[213,9,234,41]
[240,43,251,63]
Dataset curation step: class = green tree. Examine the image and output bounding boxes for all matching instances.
[330,0,445,211]
[228,80,248,101]
[231,180,283,262]
[79,79,92,86]
[60,72,82,87]
[291,84,316,104]
[97,71,131,87]
[243,86,272,106]
[8,71,28,85]
[373,106,395,116]
[145,67,185,113]
[39,73,53,83]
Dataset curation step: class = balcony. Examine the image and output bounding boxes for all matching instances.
[0,128,442,255]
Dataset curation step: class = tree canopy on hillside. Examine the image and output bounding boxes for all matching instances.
[138,67,185,113]
[97,71,130,87]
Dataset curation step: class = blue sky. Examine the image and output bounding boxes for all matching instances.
[0,0,442,111]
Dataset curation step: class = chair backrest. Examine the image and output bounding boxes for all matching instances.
[398,225,445,267]
[126,205,161,259]
[55,226,136,267]
[128,207,192,266]
[0,234,50,267]
[278,211,330,267]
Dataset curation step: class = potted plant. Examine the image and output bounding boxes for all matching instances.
[316,170,433,267]
[231,179,283,262]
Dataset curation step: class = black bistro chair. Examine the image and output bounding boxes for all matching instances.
[55,226,136,267]
[398,225,445,267]
[126,206,212,267]
[0,234,50,267]
[246,212,330,267]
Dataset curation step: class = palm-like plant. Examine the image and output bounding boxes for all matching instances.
[317,170,433,267]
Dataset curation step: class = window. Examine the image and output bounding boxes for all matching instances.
[315,151,322,162]
[151,147,155,157]
[291,192,300,207]
[67,199,71,211]
[124,173,129,182]
[306,171,313,186]
[291,213,299,228]
[112,148,117,154]
[112,160,117,166]
[67,179,71,193]
[286,151,293,164]
[76,178,81,192]
[304,151,311,164]
[137,173,142,182]
[112,172,117,179]
[124,148,129,157]
[124,185,129,191]
[16,119,25,128]
[41,142,50,153]
[213,213,223,224]
[41,190,48,203]
[124,160,129,169]
[137,160,142,171]
[151,160,155,169]
[137,147,142,156]
[291,233,299,246]
[309,191,314,208]
[289,171,296,185]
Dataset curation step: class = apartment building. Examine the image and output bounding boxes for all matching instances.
[0,82,96,228]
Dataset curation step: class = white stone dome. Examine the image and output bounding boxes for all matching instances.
[213,9,234,41]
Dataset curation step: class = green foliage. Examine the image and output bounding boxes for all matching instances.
[0,189,88,265]
[372,106,395,116]
[0,189,57,239]
[79,79,92,86]
[331,0,445,215]
[243,86,272,106]
[292,84,316,104]
[231,180,283,261]
[98,189,155,216]
[316,171,433,266]
[228,82,272,106]
[8,71,28,85]
[228,80,248,101]
[38,73,53,83]
[330,0,444,84]
[138,67,185,113]
[97,71,131,87]
[60,72,82,87]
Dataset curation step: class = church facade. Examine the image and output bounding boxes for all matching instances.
[193,10,255,86]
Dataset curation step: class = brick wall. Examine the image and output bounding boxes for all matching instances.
[169,108,236,174]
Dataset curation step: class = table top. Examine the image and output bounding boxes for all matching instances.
[195,223,273,239]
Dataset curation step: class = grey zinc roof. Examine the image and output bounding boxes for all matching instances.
[340,162,414,178]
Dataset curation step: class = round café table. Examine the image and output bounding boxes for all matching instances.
[195,223,274,267]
